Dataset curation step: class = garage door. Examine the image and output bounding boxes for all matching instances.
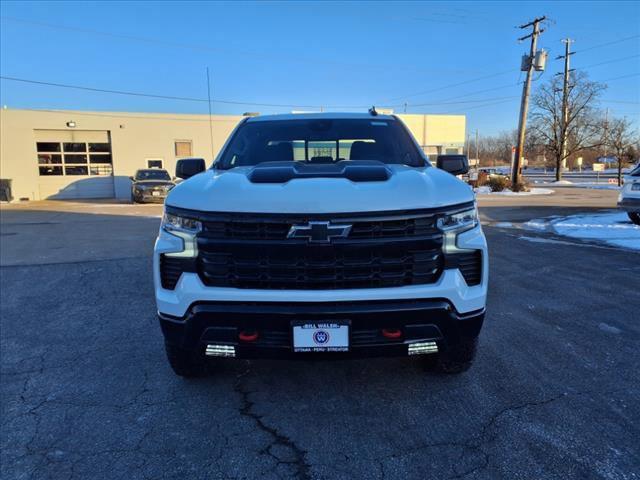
[35,130,115,199]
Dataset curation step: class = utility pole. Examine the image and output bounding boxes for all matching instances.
[512,16,546,186]
[603,107,609,158]
[466,132,471,158]
[206,67,214,159]
[475,129,479,166]
[557,39,574,180]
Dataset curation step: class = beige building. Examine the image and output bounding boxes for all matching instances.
[0,108,465,201]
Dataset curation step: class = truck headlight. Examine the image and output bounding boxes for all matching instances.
[438,206,479,254]
[437,207,478,233]
[161,212,201,257]
[162,213,202,234]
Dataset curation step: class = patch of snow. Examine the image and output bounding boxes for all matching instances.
[518,235,577,246]
[598,323,622,334]
[550,180,573,185]
[523,220,549,230]
[550,212,640,250]
[475,187,554,196]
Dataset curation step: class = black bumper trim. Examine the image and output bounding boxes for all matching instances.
[618,198,640,212]
[158,299,485,359]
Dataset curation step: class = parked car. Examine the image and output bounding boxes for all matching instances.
[154,113,488,377]
[130,168,175,203]
[618,164,640,225]
[478,166,511,179]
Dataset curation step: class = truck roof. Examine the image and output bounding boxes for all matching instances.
[245,112,397,122]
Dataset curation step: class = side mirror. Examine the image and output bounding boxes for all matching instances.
[436,155,469,176]
[175,158,206,179]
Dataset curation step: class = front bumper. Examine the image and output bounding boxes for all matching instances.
[618,197,640,212]
[159,299,485,359]
[134,189,170,203]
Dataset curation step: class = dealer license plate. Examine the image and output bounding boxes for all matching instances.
[292,322,349,352]
[152,190,161,196]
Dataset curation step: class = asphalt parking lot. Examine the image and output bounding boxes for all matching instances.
[1,187,639,480]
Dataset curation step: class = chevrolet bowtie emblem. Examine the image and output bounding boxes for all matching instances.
[287,221,352,243]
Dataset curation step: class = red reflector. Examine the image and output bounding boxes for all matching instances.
[239,331,259,342]
[382,329,402,339]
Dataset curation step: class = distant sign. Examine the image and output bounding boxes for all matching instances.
[597,156,617,164]
[593,163,605,172]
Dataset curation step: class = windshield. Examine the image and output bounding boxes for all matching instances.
[630,165,640,177]
[217,118,425,169]
[135,170,171,181]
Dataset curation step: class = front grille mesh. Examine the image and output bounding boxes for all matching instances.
[198,247,443,290]
[202,216,438,240]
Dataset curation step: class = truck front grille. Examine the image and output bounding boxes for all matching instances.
[198,246,443,290]
[202,215,437,240]
[195,210,448,290]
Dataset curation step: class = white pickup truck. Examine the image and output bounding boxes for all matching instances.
[618,164,640,225]
[154,113,488,377]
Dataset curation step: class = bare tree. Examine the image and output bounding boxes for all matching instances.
[607,117,639,186]
[529,71,606,181]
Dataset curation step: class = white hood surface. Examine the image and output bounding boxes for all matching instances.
[166,165,474,214]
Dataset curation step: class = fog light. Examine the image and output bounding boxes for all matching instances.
[205,344,235,357]
[407,341,438,355]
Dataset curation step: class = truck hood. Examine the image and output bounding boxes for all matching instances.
[166,165,474,214]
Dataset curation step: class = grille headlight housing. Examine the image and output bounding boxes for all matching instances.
[162,213,202,234]
[437,206,479,255]
[437,207,478,233]
[161,212,201,258]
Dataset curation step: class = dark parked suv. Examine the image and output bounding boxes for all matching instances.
[131,169,175,203]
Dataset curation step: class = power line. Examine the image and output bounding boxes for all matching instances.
[579,54,640,70]
[0,75,393,109]
[566,35,640,56]
[0,15,485,76]
[3,72,638,114]
[0,75,524,110]
[382,69,517,103]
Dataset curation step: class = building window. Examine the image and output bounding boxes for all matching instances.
[65,165,89,175]
[36,142,112,176]
[37,142,61,152]
[147,159,163,168]
[39,166,63,176]
[175,140,192,158]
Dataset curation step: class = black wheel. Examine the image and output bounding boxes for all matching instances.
[628,212,640,225]
[164,343,209,378]
[423,338,478,374]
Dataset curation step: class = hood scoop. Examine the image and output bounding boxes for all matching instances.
[247,160,392,183]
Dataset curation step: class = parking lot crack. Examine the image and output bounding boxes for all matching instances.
[234,363,312,480]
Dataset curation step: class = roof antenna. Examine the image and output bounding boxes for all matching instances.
[368,106,378,116]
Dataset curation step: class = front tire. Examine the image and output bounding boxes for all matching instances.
[423,338,478,374]
[164,343,209,378]
[628,212,640,225]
